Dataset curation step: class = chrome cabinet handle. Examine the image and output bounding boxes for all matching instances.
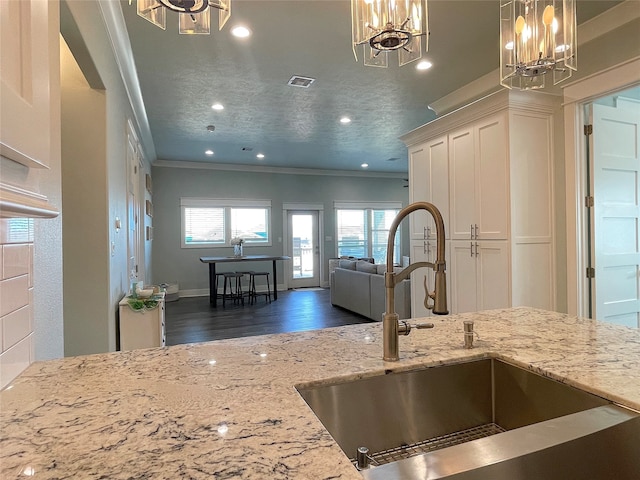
[470,242,474,257]
[475,224,479,239]
[470,223,474,239]
[475,242,479,257]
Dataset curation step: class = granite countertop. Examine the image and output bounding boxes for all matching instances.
[2,307,640,479]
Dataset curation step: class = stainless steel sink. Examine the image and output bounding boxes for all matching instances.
[297,358,640,479]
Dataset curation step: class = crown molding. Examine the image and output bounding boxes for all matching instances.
[401,90,560,147]
[97,0,156,161]
[152,159,408,178]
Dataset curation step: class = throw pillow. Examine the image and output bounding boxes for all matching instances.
[339,259,357,270]
[356,260,377,274]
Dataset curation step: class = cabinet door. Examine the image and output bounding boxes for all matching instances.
[449,128,475,240]
[409,146,430,241]
[476,241,510,310]
[428,136,449,240]
[450,241,477,314]
[475,115,509,239]
[0,0,54,167]
[408,136,449,241]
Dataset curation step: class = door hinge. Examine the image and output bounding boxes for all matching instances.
[585,196,594,208]
[586,267,595,279]
[584,124,593,136]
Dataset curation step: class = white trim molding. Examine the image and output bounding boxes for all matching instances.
[0,183,59,219]
[563,57,640,317]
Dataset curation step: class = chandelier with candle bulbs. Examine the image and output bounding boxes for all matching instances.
[500,0,577,90]
[351,0,428,68]
[133,0,230,35]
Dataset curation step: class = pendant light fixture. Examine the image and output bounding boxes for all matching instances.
[351,0,428,68]
[500,0,577,89]
[133,0,231,35]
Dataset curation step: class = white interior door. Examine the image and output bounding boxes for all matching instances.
[126,128,140,287]
[288,211,320,288]
[590,102,640,328]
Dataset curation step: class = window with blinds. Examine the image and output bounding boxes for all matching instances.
[181,198,271,248]
[184,207,225,246]
[335,206,400,264]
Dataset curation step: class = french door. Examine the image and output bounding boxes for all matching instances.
[288,211,320,288]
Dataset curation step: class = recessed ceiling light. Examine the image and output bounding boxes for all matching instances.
[205,150,214,155]
[211,103,224,111]
[361,163,369,168]
[256,153,265,159]
[416,60,433,71]
[231,25,251,38]
[340,117,351,124]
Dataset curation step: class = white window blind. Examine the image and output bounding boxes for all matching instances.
[335,205,401,263]
[184,207,224,245]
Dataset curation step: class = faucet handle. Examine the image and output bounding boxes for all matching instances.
[413,322,435,329]
[399,320,434,336]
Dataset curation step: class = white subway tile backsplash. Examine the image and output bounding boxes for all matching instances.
[0,275,29,317]
[2,244,30,280]
[0,217,34,388]
[0,335,32,390]
[0,218,34,244]
[2,305,31,352]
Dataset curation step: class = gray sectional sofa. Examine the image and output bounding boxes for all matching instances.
[329,259,411,321]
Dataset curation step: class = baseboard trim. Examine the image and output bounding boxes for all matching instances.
[179,284,287,298]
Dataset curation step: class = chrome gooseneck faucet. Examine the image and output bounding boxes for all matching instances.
[384,202,448,361]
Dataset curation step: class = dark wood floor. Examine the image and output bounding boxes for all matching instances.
[164,288,374,345]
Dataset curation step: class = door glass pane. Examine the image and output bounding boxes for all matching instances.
[292,214,314,279]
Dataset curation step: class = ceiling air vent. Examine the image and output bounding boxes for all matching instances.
[287,75,315,88]
[242,147,253,151]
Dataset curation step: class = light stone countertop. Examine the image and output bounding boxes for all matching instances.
[2,307,640,479]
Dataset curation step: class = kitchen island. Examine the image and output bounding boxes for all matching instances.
[2,307,640,479]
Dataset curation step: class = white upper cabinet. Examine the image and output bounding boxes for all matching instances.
[408,135,449,241]
[449,114,509,240]
[1,0,54,168]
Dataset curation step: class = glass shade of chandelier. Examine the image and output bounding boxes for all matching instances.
[500,0,577,90]
[351,0,428,68]
[134,0,231,35]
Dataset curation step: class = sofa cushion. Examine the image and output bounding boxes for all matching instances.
[356,260,377,274]
[331,268,371,318]
[339,259,357,270]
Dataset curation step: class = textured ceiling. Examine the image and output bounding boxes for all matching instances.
[120,0,623,173]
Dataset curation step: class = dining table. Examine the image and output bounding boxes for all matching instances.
[199,255,291,306]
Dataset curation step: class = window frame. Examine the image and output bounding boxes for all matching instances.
[334,202,402,264]
[181,198,272,249]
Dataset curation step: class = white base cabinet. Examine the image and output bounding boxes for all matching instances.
[119,293,166,350]
[450,240,510,314]
[402,90,558,315]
